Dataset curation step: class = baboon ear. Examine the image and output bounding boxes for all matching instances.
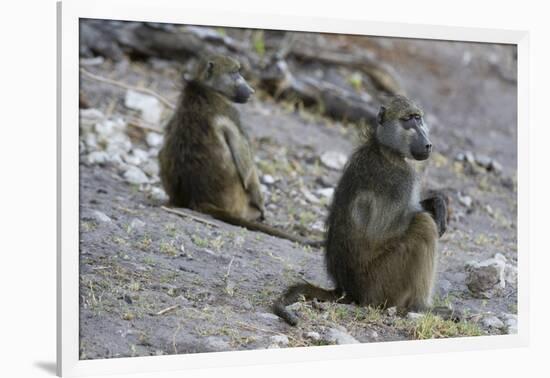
[377,106,386,125]
[205,61,214,79]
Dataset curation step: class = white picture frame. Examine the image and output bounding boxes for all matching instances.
[57,0,529,376]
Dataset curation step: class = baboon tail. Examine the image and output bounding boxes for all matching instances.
[272,283,346,326]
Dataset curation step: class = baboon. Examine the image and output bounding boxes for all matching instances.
[159,54,322,246]
[274,95,454,325]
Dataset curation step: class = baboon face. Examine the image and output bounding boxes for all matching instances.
[376,96,432,161]
[199,55,255,103]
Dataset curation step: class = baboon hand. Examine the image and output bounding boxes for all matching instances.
[421,193,449,237]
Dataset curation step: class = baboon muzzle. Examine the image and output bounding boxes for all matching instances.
[234,83,254,103]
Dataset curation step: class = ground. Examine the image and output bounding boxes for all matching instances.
[78,31,518,359]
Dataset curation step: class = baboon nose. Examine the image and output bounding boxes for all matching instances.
[425,144,433,152]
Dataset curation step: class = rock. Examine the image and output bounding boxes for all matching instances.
[320,151,347,170]
[407,312,424,321]
[315,187,335,202]
[149,187,168,202]
[502,314,518,334]
[456,151,475,164]
[304,331,321,341]
[261,174,276,185]
[481,315,505,329]
[437,278,452,297]
[505,263,518,286]
[90,210,111,223]
[123,166,149,185]
[386,306,397,317]
[86,151,110,165]
[142,160,160,178]
[205,336,230,352]
[490,160,503,173]
[95,118,125,140]
[124,90,163,124]
[258,312,280,321]
[80,108,105,121]
[269,335,289,347]
[301,187,320,204]
[475,154,493,168]
[457,192,473,208]
[130,218,146,230]
[465,254,506,298]
[323,328,359,345]
[145,132,164,148]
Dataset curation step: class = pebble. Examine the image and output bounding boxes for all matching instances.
[205,336,231,352]
[123,166,149,185]
[125,90,163,124]
[323,328,359,345]
[502,313,518,334]
[87,151,110,165]
[475,154,493,168]
[301,187,320,204]
[407,312,425,321]
[304,331,321,341]
[258,312,280,321]
[465,254,506,297]
[94,118,125,140]
[457,192,473,208]
[481,315,505,329]
[261,174,276,185]
[130,218,146,230]
[146,132,164,148]
[320,151,347,170]
[316,187,335,201]
[142,160,160,178]
[269,335,289,347]
[91,210,112,223]
[79,108,105,121]
[386,306,397,317]
[149,187,168,202]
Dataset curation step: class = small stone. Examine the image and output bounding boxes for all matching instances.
[146,132,164,148]
[205,336,230,352]
[258,312,280,321]
[261,174,276,185]
[123,166,149,185]
[95,118,125,140]
[457,192,473,208]
[481,315,504,329]
[490,160,503,173]
[316,187,335,201]
[142,160,160,178]
[465,254,506,297]
[386,306,397,317]
[407,312,424,321]
[150,187,168,202]
[456,151,475,164]
[323,328,359,345]
[91,210,111,223]
[305,331,321,341]
[475,154,492,168]
[320,151,347,170]
[125,90,163,124]
[269,335,289,347]
[130,218,146,230]
[301,187,320,204]
[80,108,105,121]
[502,313,518,334]
[87,151,110,165]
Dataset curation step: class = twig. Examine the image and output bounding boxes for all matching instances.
[79,68,176,110]
[126,116,164,133]
[161,206,220,228]
[156,304,180,316]
[225,256,235,280]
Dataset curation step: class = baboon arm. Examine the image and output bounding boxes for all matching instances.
[222,126,264,212]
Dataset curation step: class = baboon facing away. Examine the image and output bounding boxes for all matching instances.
[274,95,453,325]
[159,54,322,246]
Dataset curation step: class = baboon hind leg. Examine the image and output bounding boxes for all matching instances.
[367,212,438,311]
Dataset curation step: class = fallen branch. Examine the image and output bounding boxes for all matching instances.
[80,68,176,109]
[155,304,180,316]
[161,206,220,228]
[126,116,164,133]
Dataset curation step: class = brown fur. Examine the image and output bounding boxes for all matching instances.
[159,55,323,246]
[274,96,454,325]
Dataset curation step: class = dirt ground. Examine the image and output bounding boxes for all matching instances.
[78,28,517,359]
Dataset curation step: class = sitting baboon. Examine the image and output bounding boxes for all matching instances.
[159,54,321,246]
[274,95,454,325]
